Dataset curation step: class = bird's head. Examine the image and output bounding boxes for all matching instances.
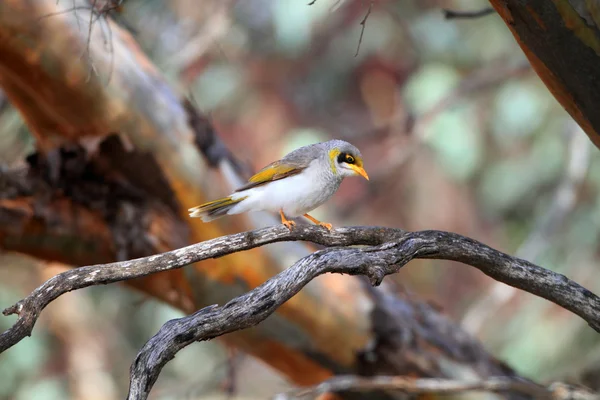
[325,140,369,180]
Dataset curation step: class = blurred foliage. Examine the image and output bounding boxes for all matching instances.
[2,0,600,398]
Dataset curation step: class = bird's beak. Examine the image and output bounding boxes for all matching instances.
[349,164,369,180]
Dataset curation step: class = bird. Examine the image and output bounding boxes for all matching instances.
[188,139,369,231]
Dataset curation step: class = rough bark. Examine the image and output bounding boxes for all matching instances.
[4,225,599,398]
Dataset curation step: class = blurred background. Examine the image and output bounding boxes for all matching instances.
[2,0,600,398]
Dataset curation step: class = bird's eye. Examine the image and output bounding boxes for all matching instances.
[337,152,356,164]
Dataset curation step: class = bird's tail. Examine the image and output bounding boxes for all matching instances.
[188,195,247,222]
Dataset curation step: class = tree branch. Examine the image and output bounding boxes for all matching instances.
[0,223,595,397]
[277,375,598,399]
[488,0,600,150]
[0,224,595,397]
[124,228,600,399]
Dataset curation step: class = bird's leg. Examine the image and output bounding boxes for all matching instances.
[303,213,333,231]
[279,209,296,231]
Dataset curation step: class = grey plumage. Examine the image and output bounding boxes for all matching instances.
[281,140,363,168]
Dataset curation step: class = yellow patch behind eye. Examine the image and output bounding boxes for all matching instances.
[329,148,340,174]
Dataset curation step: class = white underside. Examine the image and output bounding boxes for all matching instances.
[229,161,338,217]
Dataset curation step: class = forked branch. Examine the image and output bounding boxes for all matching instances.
[1,225,599,399]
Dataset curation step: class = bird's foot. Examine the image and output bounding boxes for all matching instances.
[282,219,296,231]
[303,213,333,231]
[280,209,296,231]
[318,222,333,231]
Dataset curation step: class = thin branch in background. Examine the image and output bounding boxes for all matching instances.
[44,1,120,85]
[72,0,82,31]
[84,0,119,84]
[276,375,598,400]
[442,8,495,19]
[462,122,593,334]
[222,347,240,396]
[85,0,98,83]
[95,4,115,85]
[355,1,373,57]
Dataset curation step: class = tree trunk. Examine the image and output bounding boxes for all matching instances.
[489,0,600,149]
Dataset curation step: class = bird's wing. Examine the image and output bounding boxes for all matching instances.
[235,160,307,191]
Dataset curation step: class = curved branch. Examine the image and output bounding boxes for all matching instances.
[0,224,596,396]
[0,225,400,353]
[124,228,600,399]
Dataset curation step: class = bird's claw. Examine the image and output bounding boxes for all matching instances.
[319,222,333,231]
[283,220,296,231]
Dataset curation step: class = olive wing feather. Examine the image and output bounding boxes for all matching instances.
[235,160,308,192]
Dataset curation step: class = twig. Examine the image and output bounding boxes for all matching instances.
[443,8,495,19]
[276,375,598,399]
[2,225,600,399]
[222,347,240,396]
[355,1,373,57]
[39,2,117,85]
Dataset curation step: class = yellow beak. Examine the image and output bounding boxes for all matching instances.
[348,164,369,180]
